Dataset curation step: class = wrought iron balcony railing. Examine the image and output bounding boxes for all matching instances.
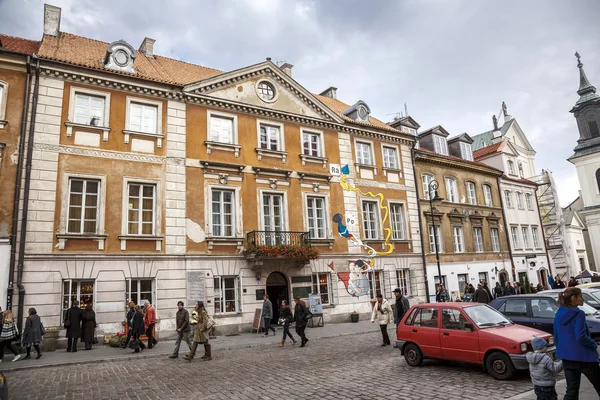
[246,230,311,248]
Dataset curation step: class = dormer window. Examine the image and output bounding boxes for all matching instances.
[102,40,137,74]
[343,101,371,123]
[401,126,417,135]
[507,160,516,175]
[460,142,473,161]
[256,80,277,102]
[433,135,448,155]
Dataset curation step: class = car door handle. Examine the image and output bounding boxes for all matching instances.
[443,332,449,336]
[412,329,418,333]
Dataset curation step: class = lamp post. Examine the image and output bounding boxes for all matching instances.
[428,180,444,301]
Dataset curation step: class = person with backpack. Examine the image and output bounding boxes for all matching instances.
[22,308,43,360]
[0,310,21,362]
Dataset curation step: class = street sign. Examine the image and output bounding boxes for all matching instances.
[329,163,341,176]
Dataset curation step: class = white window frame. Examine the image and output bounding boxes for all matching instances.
[504,190,513,208]
[532,226,541,248]
[453,226,464,253]
[433,135,448,155]
[123,96,164,147]
[473,227,484,253]
[300,127,325,158]
[67,86,111,127]
[510,226,520,249]
[522,226,530,248]
[126,278,156,308]
[361,198,381,240]
[445,177,458,203]
[214,275,242,315]
[368,270,385,299]
[483,184,493,207]
[121,177,161,237]
[312,273,333,305]
[303,193,331,240]
[255,79,278,103]
[460,142,473,161]
[0,81,8,128]
[381,144,400,170]
[62,279,96,323]
[206,184,242,238]
[389,201,408,240]
[429,225,443,253]
[466,182,477,205]
[66,178,100,235]
[491,228,500,252]
[525,193,533,210]
[258,188,289,235]
[207,110,238,144]
[396,269,412,296]
[256,119,285,152]
[422,174,434,200]
[355,139,374,165]
[516,191,524,209]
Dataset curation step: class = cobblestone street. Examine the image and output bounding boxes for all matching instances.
[4,332,533,400]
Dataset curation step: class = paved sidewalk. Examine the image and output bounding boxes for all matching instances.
[509,377,597,399]
[0,319,391,372]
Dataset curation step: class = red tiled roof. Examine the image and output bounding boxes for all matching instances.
[36,33,223,85]
[473,142,503,159]
[0,34,39,55]
[416,148,503,173]
[501,175,538,186]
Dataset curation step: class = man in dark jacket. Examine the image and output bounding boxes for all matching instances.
[482,282,493,301]
[494,282,504,298]
[123,302,135,349]
[473,284,490,303]
[131,305,147,354]
[65,300,82,352]
[262,295,276,336]
[169,301,192,359]
[503,281,515,296]
[393,288,410,326]
[293,296,310,347]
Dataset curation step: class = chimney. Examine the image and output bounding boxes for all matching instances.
[280,63,293,77]
[320,86,337,100]
[139,37,156,58]
[43,4,61,36]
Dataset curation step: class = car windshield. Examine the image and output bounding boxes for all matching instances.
[464,305,511,328]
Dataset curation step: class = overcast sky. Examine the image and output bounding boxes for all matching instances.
[1,0,599,205]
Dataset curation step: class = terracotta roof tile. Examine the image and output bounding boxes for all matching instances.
[36,33,223,85]
[314,94,406,134]
[416,148,502,172]
[0,34,39,55]
[473,142,503,159]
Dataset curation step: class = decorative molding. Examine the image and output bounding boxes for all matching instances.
[354,179,414,192]
[65,122,110,142]
[204,141,241,157]
[299,154,328,168]
[255,148,288,163]
[268,179,278,189]
[253,167,292,180]
[56,234,108,251]
[122,129,164,148]
[218,174,228,184]
[32,142,166,164]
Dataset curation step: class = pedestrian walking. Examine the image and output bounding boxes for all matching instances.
[526,337,563,400]
[65,300,82,352]
[494,282,503,299]
[371,293,393,346]
[463,284,475,301]
[555,287,600,399]
[122,302,135,349]
[473,283,490,304]
[144,302,158,349]
[568,277,579,288]
[81,304,97,350]
[293,296,310,347]
[482,282,493,302]
[131,305,146,354]
[393,288,410,326]
[504,281,515,296]
[169,301,192,359]
[0,310,21,362]
[278,300,296,347]
[22,308,43,360]
[262,295,276,337]
[184,301,212,362]
[514,282,521,295]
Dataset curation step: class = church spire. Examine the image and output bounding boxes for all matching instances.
[575,52,599,105]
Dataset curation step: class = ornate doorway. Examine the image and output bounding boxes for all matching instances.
[499,270,509,287]
[266,272,289,325]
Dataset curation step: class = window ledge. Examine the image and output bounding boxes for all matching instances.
[118,235,164,251]
[122,129,164,148]
[205,141,241,157]
[355,163,378,170]
[383,167,402,173]
[299,154,328,168]
[255,148,287,163]
[310,238,335,249]
[383,167,403,180]
[392,239,411,243]
[214,312,243,318]
[206,236,244,250]
[65,121,110,141]
[56,233,108,250]
[0,120,7,129]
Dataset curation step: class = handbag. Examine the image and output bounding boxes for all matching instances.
[128,338,139,350]
[40,323,47,336]
[278,317,287,325]
[64,310,71,328]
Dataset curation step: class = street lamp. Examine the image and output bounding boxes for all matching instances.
[428,180,444,301]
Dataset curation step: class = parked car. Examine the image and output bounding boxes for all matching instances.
[396,302,552,380]
[564,282,600,290]
[489,294,600,340]
[541,288,600,310]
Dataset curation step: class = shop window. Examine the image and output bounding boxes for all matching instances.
[62,280,94,322]
[312,273,331,305]
[214,276,241,314]
[126,279,154,307]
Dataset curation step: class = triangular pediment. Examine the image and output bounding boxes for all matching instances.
[183,61,343,123]
[501,140,519,156]
[503,119,536,154]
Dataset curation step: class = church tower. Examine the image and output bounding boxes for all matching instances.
[569,52,600,271]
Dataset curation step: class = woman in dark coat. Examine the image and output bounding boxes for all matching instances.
[278,300,296,347]
[131,305,146,354]
[65,300,82,352]
[80,304,97,350]
[23,308,43,359]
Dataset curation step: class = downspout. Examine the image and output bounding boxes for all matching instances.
[411,143,429,302]
[7,54,32,311]
[15,58,40,332]
[535,189,553,276]
[497,176,516,282]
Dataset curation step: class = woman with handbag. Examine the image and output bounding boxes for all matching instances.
[130,305,146,354]
[278,300,296,347]
[22,308,43,360]
[0,310,21,362]
[184,301,212,362]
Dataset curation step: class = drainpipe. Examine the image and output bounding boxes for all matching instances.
[7,55,32,311]
[497,176,516,282]
[411,143,429,302]
[15,59,40,332]
[535,187,553,277]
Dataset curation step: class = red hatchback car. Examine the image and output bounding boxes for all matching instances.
[396,303,554,380]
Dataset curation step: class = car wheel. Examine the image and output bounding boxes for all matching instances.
[404,343,423,367]
[485,352,515,380]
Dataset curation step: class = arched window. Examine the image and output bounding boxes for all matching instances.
[596,169,600,192]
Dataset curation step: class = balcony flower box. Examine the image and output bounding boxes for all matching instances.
[243,244,319,265]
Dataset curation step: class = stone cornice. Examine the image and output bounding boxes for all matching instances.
[32,142,167,164]
[415,152,502,177]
